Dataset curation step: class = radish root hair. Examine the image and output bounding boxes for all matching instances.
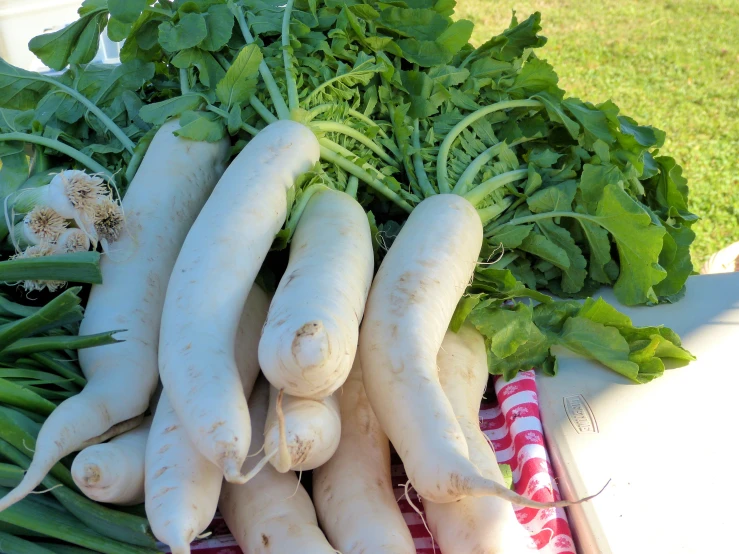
[29,484,63,495]
[225,449,278,485]
[403,479,436,552]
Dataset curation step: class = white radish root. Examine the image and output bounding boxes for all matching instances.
[264,385,341,473]
[145,284,270,553]
[0,119,230,512]
[259,188,373,399]
[158,120,320,483]
[145,392,221,554]
[313,358,416,554]
[359,194,600,508]
[219,377,336,554]
[72,417,152,506]
[423,325,535,554]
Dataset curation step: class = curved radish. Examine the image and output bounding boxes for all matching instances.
[424,325,534,553]
[258,188,373,399]
[71,417,152,505]
[145,392,221,554]
[219,377,336,554]
[158,120,320,482]
[0,119,230,512]
[313,359,415,554]
[359,194,597,508]
[263,386,341,473]
[145,284,269,554]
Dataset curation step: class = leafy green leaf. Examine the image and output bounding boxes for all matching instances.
[590,184,667,305]
[158,13,208,51]
[487,224,533,249]
[0,60,50,111]
[138,94,203,124]
[527,180,577,213]
[173,110,226,142]
[28,10,107,71]
[109,0,149,24]
[215,44,263,108]
[200,4,235,51]
[469,302,535,359]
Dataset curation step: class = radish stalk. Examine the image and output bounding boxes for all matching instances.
[0,119,230,513]
[424,325,534,553]
[259,188,374,399]
[359,194,599,507]
[72,418,152,506]
[313,359,416,553]
[219,378,337,554]
[158,120,320,483]
[263,386,341,473]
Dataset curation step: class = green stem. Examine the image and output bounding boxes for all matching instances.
[305,105,389,138]
[282,0,299,112]
[124,127,157,184]
[0,134,113,180]
[0,252,102,285]
[319,139,387,181]
[412,119,435,198]
[485,210,596,237]
[36,76,134,154]
[206,106,259,135]
[319,141,412,213]
[436,99,542,193]
[285,184,329,240]
[250,96,278,124]
[310,121,397,167]
[464,168,529,207]
[230,1,290,120]
[179,68,189,95]
[453,137,536,195]
[478,196,514,226]
[346,175,359,198]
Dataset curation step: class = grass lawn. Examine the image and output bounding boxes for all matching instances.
[456,0,739,268]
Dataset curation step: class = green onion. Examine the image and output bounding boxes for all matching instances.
[0,441,157,548]
[0,253,103,285]
[0,530,58,553]
[0,485,158,554]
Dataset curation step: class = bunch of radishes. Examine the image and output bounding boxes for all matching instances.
[0,112,595,553]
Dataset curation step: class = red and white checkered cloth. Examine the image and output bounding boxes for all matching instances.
[182,370,575,554]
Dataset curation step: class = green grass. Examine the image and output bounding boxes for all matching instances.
[456,0,739,268]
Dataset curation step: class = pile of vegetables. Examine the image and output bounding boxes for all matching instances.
[0,0,699,552]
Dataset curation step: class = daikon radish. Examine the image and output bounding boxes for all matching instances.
[263,386,341,473]
[71,417,152,506]
[424,325,534,553]
[159,120,320,482]
[0,119,230,511]
[313,359,415,554]
[219,377,336,554]
[259,188,373,399]
[359,194,596,508]
[145,392,221,554]
[146,284,270,553]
